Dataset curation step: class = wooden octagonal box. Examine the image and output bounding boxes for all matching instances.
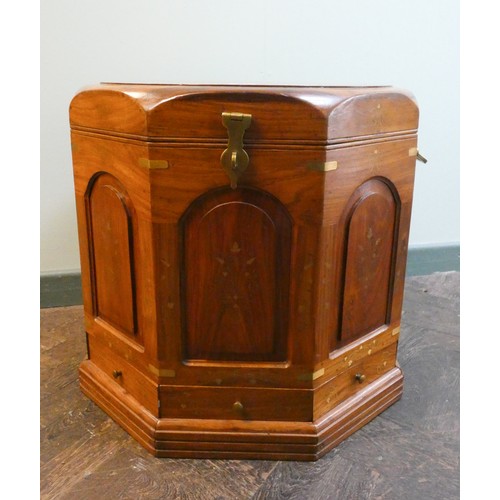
[69,84,420,460]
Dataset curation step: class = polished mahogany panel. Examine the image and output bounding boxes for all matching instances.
[86,173,138,339]
[339,178,399,343]
[181,187,291,362]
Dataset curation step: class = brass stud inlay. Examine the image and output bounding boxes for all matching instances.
[148,364,175,378]
[297,368,325,381]
[138,158,169,169]
[308,160,338,172]
[392,326,401,337]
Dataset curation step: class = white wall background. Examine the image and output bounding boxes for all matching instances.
[41,0,459,273]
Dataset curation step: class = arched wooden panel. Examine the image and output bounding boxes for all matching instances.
[86,173,138,339]
[339,179,399,344]
[181,188,291,362]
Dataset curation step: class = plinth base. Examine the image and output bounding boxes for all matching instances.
[79,360,403,461]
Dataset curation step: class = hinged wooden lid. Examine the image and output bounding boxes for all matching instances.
[69,83,419,145]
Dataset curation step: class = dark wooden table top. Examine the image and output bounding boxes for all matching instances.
[41,272,459,500]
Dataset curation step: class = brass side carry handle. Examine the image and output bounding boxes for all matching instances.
[416,151,428,163]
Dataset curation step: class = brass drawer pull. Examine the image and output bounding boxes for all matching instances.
[355,373,366,383]
[233,401,244,413]
[112,370,122,379]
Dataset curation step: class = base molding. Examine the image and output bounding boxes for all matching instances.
[79,360,403,461]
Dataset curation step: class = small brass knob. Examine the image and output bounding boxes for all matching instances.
[355,373,366,383]
[112,370,122,379]
[233,401,244,413]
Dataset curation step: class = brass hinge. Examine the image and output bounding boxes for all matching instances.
[220,112,252,189]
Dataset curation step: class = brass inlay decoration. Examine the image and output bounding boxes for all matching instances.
[138,158,169,169]
[308,160,338,172]
[298,367,325,381]
[220,112,252,189]
[148,364,176,377]
[312,368,325,380]
[214,241,258,311]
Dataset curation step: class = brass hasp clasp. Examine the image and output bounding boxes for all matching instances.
[220,112,252,189]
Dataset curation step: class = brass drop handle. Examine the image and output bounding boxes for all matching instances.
[112,370,122,379]
[355,373,366,384]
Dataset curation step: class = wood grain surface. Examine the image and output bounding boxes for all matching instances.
[339,179,399,344]
[41,272,459,500]
[70,83,418,142]
[181,187,291,362]
[86,172,139,340]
